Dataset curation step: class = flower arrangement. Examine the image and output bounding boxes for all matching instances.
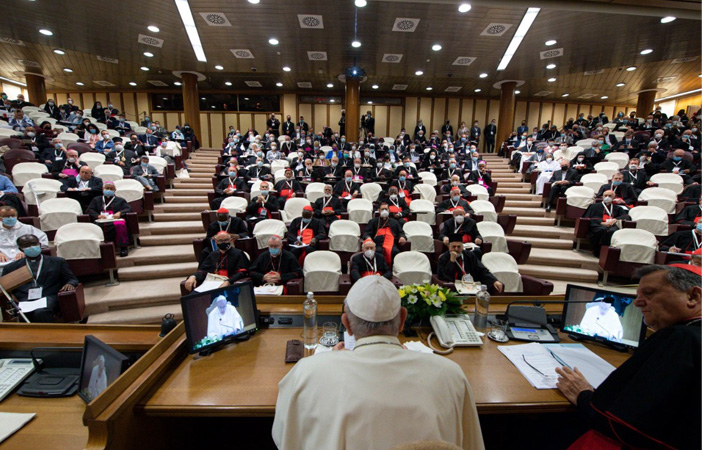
[399,283,464,324]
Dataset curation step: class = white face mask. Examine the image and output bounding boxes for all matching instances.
[455,215,465,224]
[364,249,375,259]
[603,196,613,204]
[380,209,389,218]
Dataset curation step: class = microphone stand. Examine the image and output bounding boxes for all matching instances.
[0,280,29,323]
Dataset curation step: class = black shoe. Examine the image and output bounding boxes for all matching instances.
[119,248,128,257]
[545,204,552,212]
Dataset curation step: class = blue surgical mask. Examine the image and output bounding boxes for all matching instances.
[697,224,702,232]
[103,190,115,197]
[612,180,622,186]
[228,172,237,177]
[673,156,682,161]
[23,245,41,258]
[2,217,17,227]
[450,163,456,169]
[269,247,281,256]
[54,143,62,149]
[261,190,269,196]
[399,176,406,182]
[302,217,311,224]
[141,162,148,168]
[345,177,352,182]
[218,220,229,227]
[403,162,410,168]
[257,161,263,167]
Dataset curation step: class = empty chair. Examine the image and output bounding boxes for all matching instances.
[249,180,263,198]
[418,171,437,187]
[105,129,120,139]
[54,222,118,285]
[113,179,145,203]
[604,152,629,169]
[11,162,48,187]
[252,219,287,249]
[134,126,148,134]
[220,196,248,214]
[628,205,669,236]
[0,129,21,138]
[403,221,434,253]
[476,221,508,253]
[303,251,342,292]
[273,169,287,184]
[410,199,435,225]
[94,164,124,183]
[638,187,678,214]
[392,251,432,285]
[328,220,361,252]
[270,159,289,174]
[565,186,595,210]
[277,135,287,144]
[148,155,168,175]
[280,197,310,222]
[481,253,523,293]
[347,199,373,224]
[38,198,84,233]
[413,184,436,203]
[594,162,620,180]
[80,152,106,170]
[649,173,684,195]
[575,139,595,148]
[95,123,107,131]
[610,229,657,264]
[56,132,79,148]
[579,173,609,193]
[305,182,326,203]
[565,146,584,160]
[465,184,489,202]
[470,200,497,222]
[23,178,63,210]
[360,182,382,202]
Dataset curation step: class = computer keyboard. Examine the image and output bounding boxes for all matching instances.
[0,359,37,402]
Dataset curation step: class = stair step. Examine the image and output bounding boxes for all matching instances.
[141,220,204,235]
[153,212,202,221]
[163,196,209,203]
[140,233,204,246]
[518,264,599,282]
[172,183,213,189]
[83,277,185,316]
[498,182,529,188]
[500,193,540,201]
[511,224,574,240]
[515,216,557,226]
[502,206,548,217]
[504,200,542,208]
[175,177,217,184]
[116,244,196,268]
[513,236,572,249]
[527,248,600,271]
[155,203,209,213]
[118,262,199,281]
[164,189,212,196]
[88,303,183,324]
[498,187,532,194]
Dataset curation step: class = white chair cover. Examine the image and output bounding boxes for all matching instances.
[11,162,48,187]
[413,183,436,203]
[305,182,326,203]
[94,164,124,183]
[320,146,332,154]
[113,179,145,203]
[23,178,62,206]
[579,173,609,193]
[270,159,289,174]
[328,220,360,252]
[575,139,595,148]
[476,221,508,253]
[250,180,263,198]
[565,186,595,209]
[649,173,684,195]
[409,199,435,225]
[629,206,669,236]
[360,183,382,202]
[277,135,287,144]
[106,129,120,139]
[347,199,372,224]
[220,196,248,213]
[482,253,523,293]
[274,169,287,184]
[95,123,107,131]
[418,171,437,187]
[252,219,287,249]
[56,132,79,148]
[611,131,625,140]
[403,221,434,253]
[303,251,341,292]
[80,153,106,170]
[38,198,83,232]
[126,121,139,129]
[610,229,657,264]
[392,251,432,286]
[469,200,497,223]
[383,137,394,144]
[280,198,310,222]
[604,152,629,169]
[466,184,489,202]
[21,106,40,113]
[0,129,22,137]
[638,187,677,214]
[135,126,148,134]
[594,162,620,180]
[54,222,104,259]
[148,156,167,175]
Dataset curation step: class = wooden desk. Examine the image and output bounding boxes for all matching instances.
[139,327,630,417]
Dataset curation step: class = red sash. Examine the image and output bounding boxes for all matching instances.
[258,207,271,219]
[323,206,341,220]
[566,430,622,450]
[361,270,380,277]
[399,189,412,205]
[217,269,228,277]
[389,205,401,214]
[376,227,394,265]
[280,181,295,200]
[602,214,611,221]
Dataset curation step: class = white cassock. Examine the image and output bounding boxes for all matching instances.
[207,304,244,338]
[272,335,485,450]
[534,159,562,195]
[88,365,108,400]
[579,305,623,340]
[0,222,48,268]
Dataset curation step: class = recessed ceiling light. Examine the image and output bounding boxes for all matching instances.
[163,97,168,100]
[140,66,149,71]
[39,29,53,36]
[415,70,424,76]
[515,90,521,94]
[53,49,65,55]
[479,73,488,78]
[626,66,637,71]
[129,82,137,86]
[174,81,182,86]
[143,52,154,58]
[276,82,283,87]
[148,25,160,33]
[211,105,216,109]
[225,81,232,86]
[548,77,557,82]
[432,44,442,51]
[247,0,260,3]
[561,93,569,97]
[327,83,334,88]
[640,49,653,55]
[601,96,609,99]
[474,88,481,92]
[63,67,73,73]
[282,66,291,72]
[215,65,224,70]
[269,38,279,45]
[75,82,84,86]
[351,40,362,48]
[330,99,336,103]
[201,97,206,100]
[367,101,373,104]
[355,0,367,6]
[372,84,379,89]
[660,16,676,23]
[458,3,471,13]
[545,40,557,46]
[546,63,556,69]
[244,97,249,100]
[616,82,626,87]
[426,87,433,91]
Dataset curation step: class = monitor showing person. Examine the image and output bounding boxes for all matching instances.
[207,295,244,339]
[577,296,623,341]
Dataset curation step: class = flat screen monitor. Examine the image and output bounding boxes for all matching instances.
[561,284,646,349]
[180,280,258,354]
[78,335,129,403]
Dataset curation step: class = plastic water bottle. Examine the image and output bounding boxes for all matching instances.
[303,292,318,350]
[474,285,490,332]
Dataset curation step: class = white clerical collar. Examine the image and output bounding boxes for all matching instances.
[353,335,403,351]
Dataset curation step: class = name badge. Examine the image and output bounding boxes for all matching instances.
[28,287,43,300]
[31,146,39,152]
[399,192,405,198]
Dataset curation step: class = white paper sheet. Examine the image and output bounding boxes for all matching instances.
[194,281,222,293]
[404,341,434,354]
[343,331,356,351]
[253,285,284,296]
[18,298,47,313]
[0,412,35,444]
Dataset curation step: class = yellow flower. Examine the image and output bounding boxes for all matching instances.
[438,291,446,301]
[398,288,405,297]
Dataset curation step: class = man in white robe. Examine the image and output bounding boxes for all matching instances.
[0,206,48,269]
[579,298,623,340]
[206,295,244,339]
[534,155,562,195]
[87,354,108,400]
[272,275,485,450]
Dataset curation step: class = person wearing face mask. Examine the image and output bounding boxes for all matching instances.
[184,231,249,293]
[313,185,343,231]
[675,130,701,155]
[333,170,362,204]
[596,172,637,207]
[2,234,78,322]
[0,206,48,267]
[661,149,694,181]
[439,159,461,182]
[377,187,410,222]
[614,131,641,157]
[413,119,427,141]
[437,238,503,292]
[370,160,392,182]
[86,182,132,257]
[363,203,406,266]
[394,158,419,180]
[322,156,343,180]
[8,110,34,132]
[280,135,296,155]
[200,208,249,264]
[286,205,326,265]
[545,161,580,212]
[94,132,115,154]
[439,207,482,249]
[246,158,272,182]
[61,165,103,211]
[274,168,303,209]
[619,158,652,195]
[525,145,548,174]
[649,128,671,151]
[350,158,368,182]
[108,114,131,135]
[42,98,61,120]
[582,190,632,257]
[212,167,246,210]
[102,102,119,121]
[51,150,86,182]
[533,152,562,195]
[61,97,79,113]
[138,127,159,153]
[350,238,392,282]
[466,161,494,195]
[91,102,106,123]
[389,170,415,206]
[282,115,295,137]
[440,119,453,138]
[436,187,472,214]
[483,119,497,153]
[661,221,702,255]
[297,157,317,181]
[249,235,302,288]
[129,156,160,192]
[245,181,278,225]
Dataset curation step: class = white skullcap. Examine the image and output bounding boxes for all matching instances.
[345,275,400,322]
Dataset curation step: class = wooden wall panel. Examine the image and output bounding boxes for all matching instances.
[432,98,446,133]
[565,103,579,122]
[540,103,553,126]
[487,99,500,126]
[374,105,388,137]
[122,93,137,122]
[282,94,296,121]
[552,103,566,128]
[474,99,488,150]
[165,113,179,131]
[527,102,540,131]
[199,113,210,147]
[461,99,474,131]
[150,112,166,126]
[210,113,224,146]
[239,113,252,134]
[95,92,108,108]
[404,97,418,132]
[329,104,342,132]
[602,106,614,119]
[254,113,268,134]
[224,113,239,131]
[389,106,403,136]
[419,98,433,132]
[447,98,461,131]
[313,104,327,132]
[626,106,637,116]
[54,93,67,106]
[298,104,312,128]
[108,93,123,113]
[136,93,150,119]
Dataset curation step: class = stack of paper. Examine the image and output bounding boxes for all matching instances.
[0,412,35,444]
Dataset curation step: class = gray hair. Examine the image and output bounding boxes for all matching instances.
[344,301,401,339]
[635,265,701,291]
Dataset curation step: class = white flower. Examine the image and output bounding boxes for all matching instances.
[431,296,443,308]
[407,294,418,305]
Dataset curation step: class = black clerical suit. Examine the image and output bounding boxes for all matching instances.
[377,195,409,221]
[50,160,87,180]
[332,179,361,201]
[61,176,103,212]
[674,204,701,226]
[86,195,132,249]
[660,229,702,253]
[436,198,472,214]
[582,202,632,257]
[437,250,498,286]
[249,249,302,286]
[350,252,392,282]
[199,218,249,263]
[484,123,497,153]
[192,247,248,286]
[619,169,648,195]
[370,166,393,182]
[245,165,271,181]
[466,170,494,196]
[212,177,247,210]
[245,195,279,224]
[596,183,637,206]
[286,217,326,262]
[363,217,405,266]
[314,195,343,230]
[111,148,138,174]
[3,255,79,323]
[547,169,580,206]
[439,217,482,244]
